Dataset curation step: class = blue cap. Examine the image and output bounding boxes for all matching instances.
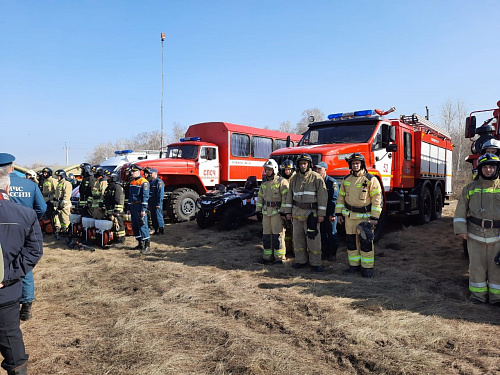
[314,161,328,169]
[0,153,15,167]
[150,168,158,173]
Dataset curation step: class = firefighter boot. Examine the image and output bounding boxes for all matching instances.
[7,361,28,375]
[54,229,60,240]
[159,227,164,235]
[133,239,143,250]
[361,268,374,278]
[345,265,361,274]
[140,240,151,254]
[152,229,159,236]
[20,302,32,321]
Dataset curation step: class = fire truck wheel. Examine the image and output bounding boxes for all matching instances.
[169,188,199,222]
[416,186,432,225]
[431,185,443,220]
[196,211,212,229]
[222,207,243,230]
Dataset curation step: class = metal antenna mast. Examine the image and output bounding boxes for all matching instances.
[160,32,165,157]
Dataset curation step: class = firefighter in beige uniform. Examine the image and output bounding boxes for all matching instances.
[454,153,500,305]
[53,169,73,238]
[284,153,328,272]
[280,159,296,258]
[256,159,289,264]
[41,167,58,224]
[91,167,108,220]
[336,153,382,278]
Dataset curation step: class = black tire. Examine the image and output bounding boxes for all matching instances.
[463,239,469,258]
[222,206,243,230]
[168,188,199,222]
[431,185,443,220]
[196,211,212,229]
[373,211,386,243]
[416,185,432,225]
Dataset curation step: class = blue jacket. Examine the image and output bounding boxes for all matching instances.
[129,177,150,212]
[9,173,47,219]
[324,175,339,217]
[148,178,164,207]
[0,195,44,304]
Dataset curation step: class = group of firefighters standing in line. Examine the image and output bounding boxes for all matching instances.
[32,163,165,255]
[256,152,382,277]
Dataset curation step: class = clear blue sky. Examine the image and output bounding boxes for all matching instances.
[1,0,499,167]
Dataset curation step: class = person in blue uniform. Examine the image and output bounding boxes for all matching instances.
[144,168,165,235]
[0,153,44,375]
[2,154,46,322]
[128,164,150,254]
[314,162,339,261]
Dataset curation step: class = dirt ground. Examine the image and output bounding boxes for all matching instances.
[20,200,500,375]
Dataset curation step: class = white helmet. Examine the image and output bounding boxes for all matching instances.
[481,139,500,155]
[263,159,279,175]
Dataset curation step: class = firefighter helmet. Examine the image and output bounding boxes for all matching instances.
[80,163,93,176]
[477,153,500,180]
[54,169,67,179]
[346,153,366,170]
[95,167,104,177]
[42,167,53,176]
[280,159,295,178]
[481,139,500,155]
[110,173,121,183]
[263,159,279,175]
[296,153,313,171]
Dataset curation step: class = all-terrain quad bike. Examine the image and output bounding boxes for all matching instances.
[196,176,259,230]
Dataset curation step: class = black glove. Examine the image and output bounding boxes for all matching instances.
[495,252,500,267]
[306,212,319,239]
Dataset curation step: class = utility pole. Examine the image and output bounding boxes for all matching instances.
[160,32,165,157]
[64,142,69,165]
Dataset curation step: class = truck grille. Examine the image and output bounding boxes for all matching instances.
[271,154,322,168]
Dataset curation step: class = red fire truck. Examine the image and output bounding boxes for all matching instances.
[124,122,302,222]
[270,107,453,237]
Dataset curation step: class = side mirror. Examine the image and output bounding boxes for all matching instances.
[286,135,291,148]
[381,124,395,147]
[389,126,396,142]
[386,144,397,152]
[465,116,476,138]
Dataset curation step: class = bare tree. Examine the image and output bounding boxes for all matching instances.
[278,120,293,134]
[172,122,187,142]
[295,108,324,135]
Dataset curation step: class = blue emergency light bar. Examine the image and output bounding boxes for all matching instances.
[180,137,201,142]
[115,150,134,154]
[328,109,377,121]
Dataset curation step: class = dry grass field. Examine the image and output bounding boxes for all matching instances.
[21,201,500,375]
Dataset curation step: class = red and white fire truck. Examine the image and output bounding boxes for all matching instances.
[270,107,453,236]
[124,122,302,222]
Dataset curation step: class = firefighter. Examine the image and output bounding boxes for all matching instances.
[103,173,126,244]
[335,153,382,278]
[454,153,500,305]
[314,161,339,262]
[78,162,95,216]
[53,169,73,239]
[40,167,57,227]
[284,153,328,272]
[128,164,151,254]
[256,159,289,264]
[90,167,108,220]
[144,167,165,235]
[25,169,37,184]
[280,159,295,258]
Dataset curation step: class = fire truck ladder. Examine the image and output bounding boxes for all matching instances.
[400,113,451,139]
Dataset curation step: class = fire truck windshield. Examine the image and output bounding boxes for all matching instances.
[165,145,199,159]
[298,121,378,146]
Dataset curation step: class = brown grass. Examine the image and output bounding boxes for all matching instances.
[21,201,500,374]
